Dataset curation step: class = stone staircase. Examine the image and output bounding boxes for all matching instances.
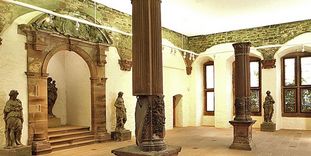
[48,125,95,151]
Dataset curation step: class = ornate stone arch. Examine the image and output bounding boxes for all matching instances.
[18,22,111,154]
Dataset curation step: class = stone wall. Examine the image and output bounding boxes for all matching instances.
[0,0,188,60]
[188,20,311,54]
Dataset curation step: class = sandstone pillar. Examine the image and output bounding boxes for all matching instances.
[229,42,256,150]
[112,0,181,155]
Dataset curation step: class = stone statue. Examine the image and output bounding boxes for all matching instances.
[3,90,23,148]
[263,90,275,122]
[115,92,127,132]
[47,77,58,118]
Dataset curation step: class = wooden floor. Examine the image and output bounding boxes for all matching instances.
[45,126,311,156]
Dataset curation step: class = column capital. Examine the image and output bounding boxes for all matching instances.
[232,42,251,55]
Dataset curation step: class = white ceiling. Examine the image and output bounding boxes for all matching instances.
[93,0,311,36]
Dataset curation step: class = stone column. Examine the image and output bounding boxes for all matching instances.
[112,0,181,155]
[131,0,165,151]
[229,42,256,150]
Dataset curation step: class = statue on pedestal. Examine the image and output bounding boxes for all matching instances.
[111,91,131,141]
[261,90,276,132]
[263,90,275,122]
[3,90,23,148]
[47,77,58,118]
[1,90,31,155]
[115,92,127,132]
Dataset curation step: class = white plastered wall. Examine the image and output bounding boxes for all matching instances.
[47,51,91,127]
[274,32,311,130]
[105,39,190,134]
[47,52,67,125]
[0,11,42,146]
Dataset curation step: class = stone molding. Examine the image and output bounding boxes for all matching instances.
[118,59,132,71]
[261,59,276,69]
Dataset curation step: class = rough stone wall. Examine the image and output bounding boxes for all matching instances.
[0,0,188,60]
[188,20,311,53]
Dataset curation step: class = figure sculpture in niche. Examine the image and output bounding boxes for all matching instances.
[115,92,127,132]
[3,90,24,148]
[263,90,275,122]
[47,77,58,118]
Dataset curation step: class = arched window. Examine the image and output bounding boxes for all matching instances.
[233,57,262,116]
[203,61,214,115]
[282,52,311,117]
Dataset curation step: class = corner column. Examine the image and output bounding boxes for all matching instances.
[229,42,256,150]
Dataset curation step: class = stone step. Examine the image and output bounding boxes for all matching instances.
[49,130,92,141]
[49,135,95,146]
[52,140,95,152]
[48,125,90,135]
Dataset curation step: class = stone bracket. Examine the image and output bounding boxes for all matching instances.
[261,59,276,69]
[118,59,133,71]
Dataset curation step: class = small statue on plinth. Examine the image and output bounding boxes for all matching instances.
[111,92,131,141]
[47,77,58,118]
[1,90,32,156]
[261,90,276,132]
[3,90,23,148]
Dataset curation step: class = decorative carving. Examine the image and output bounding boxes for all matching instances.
[118,59,132,71]
[261,59,276,69]
[3,90,23,148]
[115,92,127,132]
[263,91,275,122]
[136,95,166,151]
[183,53,197,75]
[47,77,58,118]
[31,11,112,44]
[0,37,2,45]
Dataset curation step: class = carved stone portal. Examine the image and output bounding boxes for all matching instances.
[19,20,110,154]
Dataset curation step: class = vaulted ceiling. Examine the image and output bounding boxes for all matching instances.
[93,0,311,36]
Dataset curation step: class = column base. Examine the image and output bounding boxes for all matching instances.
[0,146,32,156]
[229,120,256,151]
[95,132,111,142]
[140,139,166,152]
[32,140,52,155]
[111,130,132,141]
[261,122,276,132]
[48,116,61,128]
[112,145,181,156]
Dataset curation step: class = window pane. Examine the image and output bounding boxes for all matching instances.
[284,89,296,112]
[206,65,214,89]
[250,90,260,112]
[301,89,311,112]
[301,57,311,85]
[250,62,259,87]
[206,92,214,111]
[284,58,295,86]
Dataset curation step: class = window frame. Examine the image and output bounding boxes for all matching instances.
[249,59,262,116]
[282,52,311,117]
[203,61,215,116]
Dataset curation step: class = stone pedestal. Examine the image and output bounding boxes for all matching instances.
[261,122,276,132]
[0,146,32,156]
[48,117,61,128]
[111,130,132,141]
[229,120,256,150]
[112,145,181,156]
